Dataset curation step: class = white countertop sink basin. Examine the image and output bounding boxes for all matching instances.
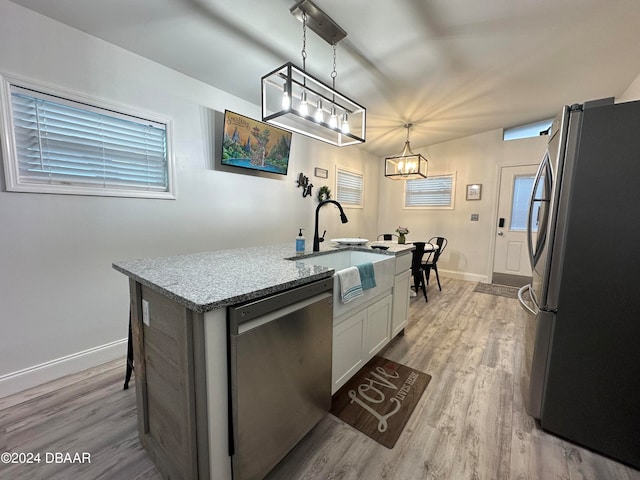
[298,250,395,318]
[299,250,391,270]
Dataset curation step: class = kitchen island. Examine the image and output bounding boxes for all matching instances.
[113,242,413,480]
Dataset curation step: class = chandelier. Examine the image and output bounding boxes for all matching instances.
[384,123,428,180]
[261,0,366,147]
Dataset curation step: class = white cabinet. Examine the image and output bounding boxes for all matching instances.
[332,294,392,393]
[332,309,366,391]
[331,250,413,394]
[391,251,411,338]
[392,270,411,337]
[364,295,393,357]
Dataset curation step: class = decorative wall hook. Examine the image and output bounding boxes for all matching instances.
[297,172,313,198]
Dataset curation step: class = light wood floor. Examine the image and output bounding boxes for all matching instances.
[1,278,638,480]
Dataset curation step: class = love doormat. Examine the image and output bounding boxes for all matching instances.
[330,356,431,448]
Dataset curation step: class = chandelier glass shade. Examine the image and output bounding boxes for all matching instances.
[384,123,428,180]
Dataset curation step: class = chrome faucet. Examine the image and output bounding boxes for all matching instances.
[313,200,349,252]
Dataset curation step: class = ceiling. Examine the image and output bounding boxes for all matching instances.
[10,0,640,157]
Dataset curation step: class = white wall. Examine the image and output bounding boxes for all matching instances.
[377,129,548,282]
[618,70,640,102]
[0,0,379,395]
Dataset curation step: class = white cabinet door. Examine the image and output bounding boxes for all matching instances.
[392,270,410,337]
[332,309,366,393]
[364,295,392,359]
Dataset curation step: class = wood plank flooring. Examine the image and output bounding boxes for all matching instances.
[1,278,638,480]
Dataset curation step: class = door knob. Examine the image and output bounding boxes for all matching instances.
[497,231,504,236]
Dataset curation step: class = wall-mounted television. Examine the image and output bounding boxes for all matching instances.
[221,110,292,175]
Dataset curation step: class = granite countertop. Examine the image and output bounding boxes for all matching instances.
[113,242,414,313]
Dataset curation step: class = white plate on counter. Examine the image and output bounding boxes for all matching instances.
[330,238,369,245]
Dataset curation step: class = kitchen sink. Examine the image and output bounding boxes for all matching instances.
[295,250,395,318]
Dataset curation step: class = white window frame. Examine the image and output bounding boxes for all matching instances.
[335,166,364,208]
[503,118,553,141]
[0,73,176,199]
[404,172,456,209]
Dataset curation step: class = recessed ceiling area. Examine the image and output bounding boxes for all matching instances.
[10,0,640,156]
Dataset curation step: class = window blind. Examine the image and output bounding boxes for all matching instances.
[9,85,169,193]
[405,174,454,207]
[336,169,363,206]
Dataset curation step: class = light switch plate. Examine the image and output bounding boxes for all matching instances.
[142,299,150,326]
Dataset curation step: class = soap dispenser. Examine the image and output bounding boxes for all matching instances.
[296,228,305,254]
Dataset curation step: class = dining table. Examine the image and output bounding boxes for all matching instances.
[409,241,438,249]
[369,240,438,251]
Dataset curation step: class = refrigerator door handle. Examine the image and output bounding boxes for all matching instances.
[527,152,552,268]
[518,284,537,315]
[527,158,544,267]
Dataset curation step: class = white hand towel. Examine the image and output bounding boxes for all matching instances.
[338,266,363,303]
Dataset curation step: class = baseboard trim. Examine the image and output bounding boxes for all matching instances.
[438,269,488,284]
[0,338,127,398]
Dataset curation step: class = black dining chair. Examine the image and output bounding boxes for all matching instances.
[410,242,430,301]
[423,236,448,291]
[124,309,134,390]
[377,233,398,241]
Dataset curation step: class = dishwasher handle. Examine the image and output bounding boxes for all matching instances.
[229,278,333,333]
[235,292,332,335]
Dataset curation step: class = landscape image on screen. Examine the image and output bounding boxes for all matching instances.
[222,110,291,175]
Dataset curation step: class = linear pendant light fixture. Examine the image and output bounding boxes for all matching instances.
[384,123,428,180]
[261,0,366,147]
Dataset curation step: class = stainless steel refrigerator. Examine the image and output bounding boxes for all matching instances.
[518,98,640,469]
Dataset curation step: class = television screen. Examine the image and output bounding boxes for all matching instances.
[221,110,292,175]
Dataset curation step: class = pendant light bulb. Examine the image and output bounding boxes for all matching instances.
[299,90,309,117]
[314,99,324,123]
[329,106,338,129]
[281,83,290,110]
[341,113,350,134]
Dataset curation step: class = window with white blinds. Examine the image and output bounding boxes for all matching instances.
[405,173,455,209]
[1,79,174,198]
[335,168,363,207]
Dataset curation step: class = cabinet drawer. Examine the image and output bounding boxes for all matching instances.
[395,251,412,275]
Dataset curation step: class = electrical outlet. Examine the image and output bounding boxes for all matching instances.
[142,299,150,326]
[471,213,479,221]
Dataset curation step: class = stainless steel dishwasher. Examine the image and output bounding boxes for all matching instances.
[228,278,334,480]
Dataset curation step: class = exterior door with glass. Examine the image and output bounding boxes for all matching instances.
[492,164,540,286]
